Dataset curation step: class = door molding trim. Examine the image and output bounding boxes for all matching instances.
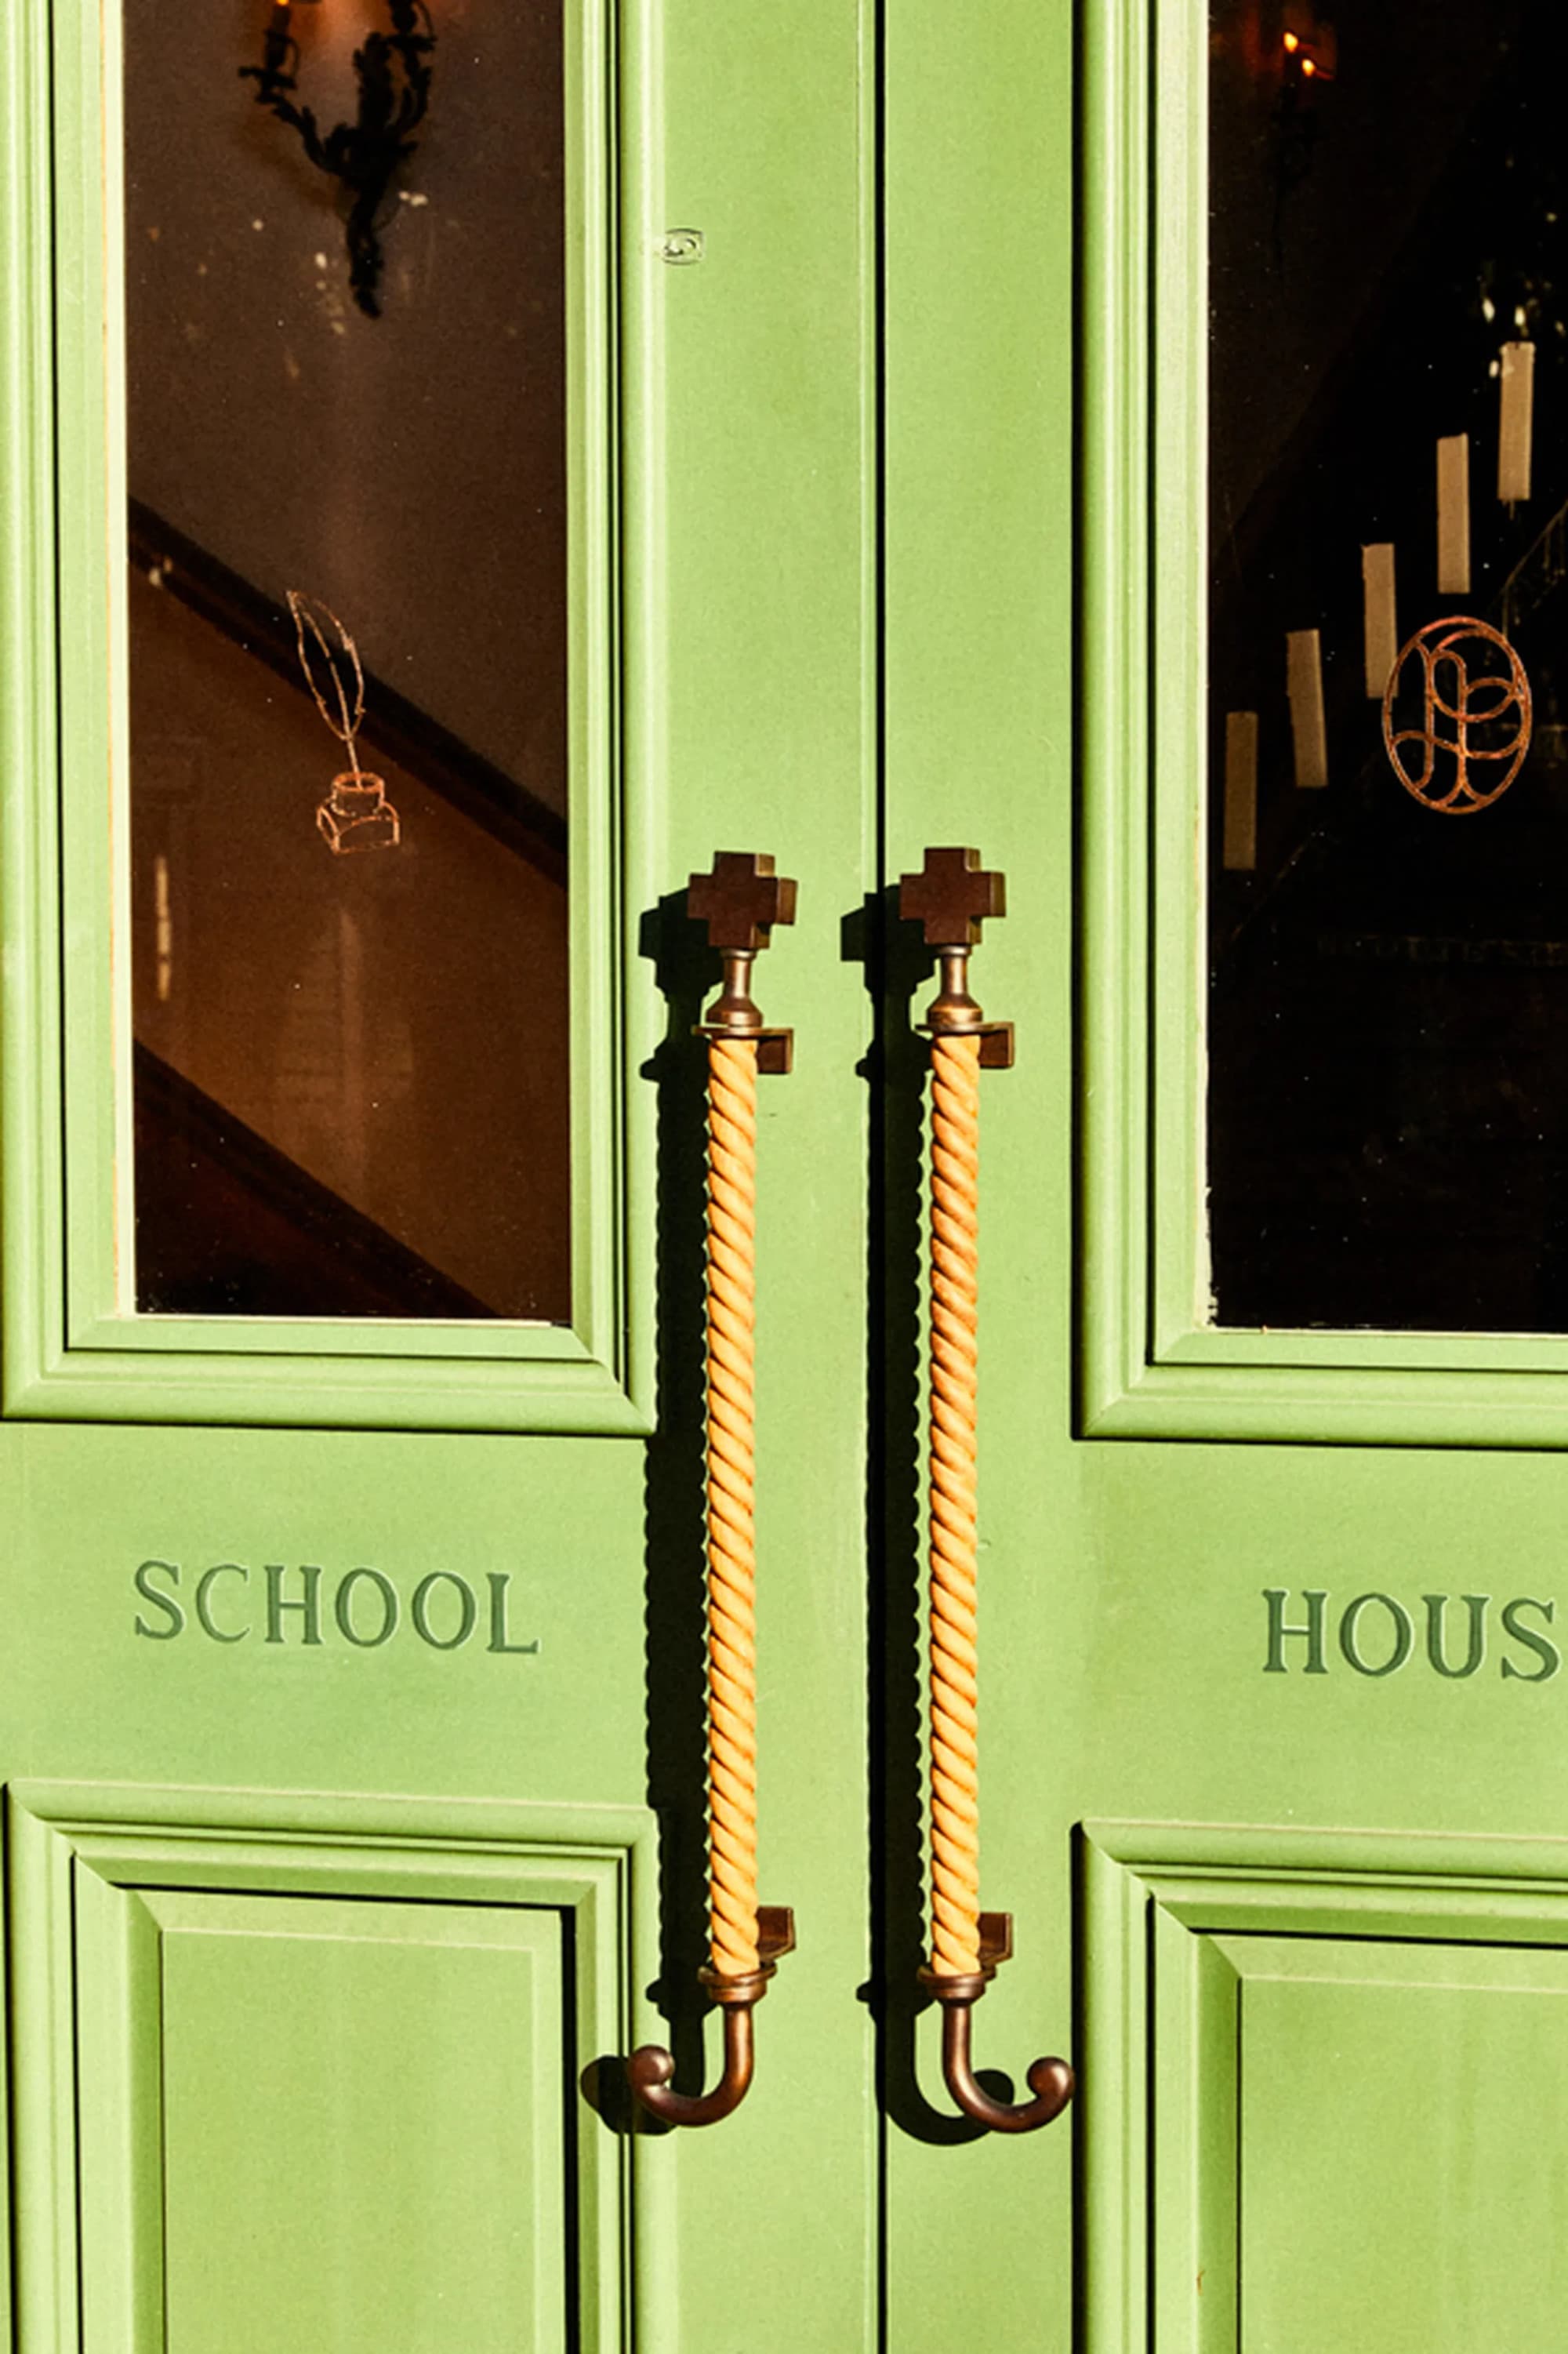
[1080,1817,1568,2352]
[5,1778,673,2352]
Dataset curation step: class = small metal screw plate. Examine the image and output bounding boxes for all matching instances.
[659,228,705,264]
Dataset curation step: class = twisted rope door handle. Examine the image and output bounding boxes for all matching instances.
[900,847,1075,2136]
[628,854,797,2127]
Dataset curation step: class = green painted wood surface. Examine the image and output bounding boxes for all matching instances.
[10,0,1568,2341]
[91,1888,568,2352]
[1083,1830,1568,2352]
[882,0,1076,2338]
[1229,1938,1568,2354]
[884,0,1568,2342]
[158,1894,563,2351]
[0,0,876,2337]
[15,1785,657,2352]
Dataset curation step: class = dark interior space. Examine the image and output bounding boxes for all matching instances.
[1208,0,1568,1332]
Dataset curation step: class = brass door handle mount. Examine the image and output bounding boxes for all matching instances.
[626,855,798,2127]
[900,848,1075,2138]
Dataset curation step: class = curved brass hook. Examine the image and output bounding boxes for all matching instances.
[920,1913,1075,2136]
[627,1908,794,2128]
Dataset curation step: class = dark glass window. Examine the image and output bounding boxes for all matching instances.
[124,0,569,1319]
[1208,1,1568,1332]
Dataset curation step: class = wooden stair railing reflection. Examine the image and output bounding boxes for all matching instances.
[134,1041,495,1320]
[1498,488,1568,645]
[127,500,566,885]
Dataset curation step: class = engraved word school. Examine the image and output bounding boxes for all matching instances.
[133,1560,539,1655]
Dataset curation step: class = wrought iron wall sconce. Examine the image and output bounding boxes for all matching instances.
[240,0,436,318]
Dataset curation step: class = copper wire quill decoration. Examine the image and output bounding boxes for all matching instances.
[286,590,401,854]
[289,590,367,776]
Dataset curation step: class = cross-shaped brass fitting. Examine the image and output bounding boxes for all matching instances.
[686,851,798,1073]
[898,845,1014,1068]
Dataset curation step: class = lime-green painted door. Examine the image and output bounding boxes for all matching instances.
[884,1,1568,2348]
[1,0,877,2341]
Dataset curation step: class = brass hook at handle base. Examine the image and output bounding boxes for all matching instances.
[920,1913,1075,2136]
[626,1906,795,2128]
[626,2000,757,2130]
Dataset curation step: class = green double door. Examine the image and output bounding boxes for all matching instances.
[9,0,1568,2345]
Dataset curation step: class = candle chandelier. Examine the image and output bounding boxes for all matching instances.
[239,0,436,318]
[1271,4,1337,265]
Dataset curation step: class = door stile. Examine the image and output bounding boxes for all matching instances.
[591,0,885,2330]
[880,0,1079,2340]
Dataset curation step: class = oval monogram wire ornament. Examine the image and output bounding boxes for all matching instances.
[1381,616,1533,813]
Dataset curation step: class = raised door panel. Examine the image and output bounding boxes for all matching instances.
[1081,1826,1568,2353]
[1228,1938,1568,2354]
[85,1888,566,2354]
[10,1788,649,2353]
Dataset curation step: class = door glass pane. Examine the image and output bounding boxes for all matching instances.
[123,0,568,1320]
[1207,2,1568,1333]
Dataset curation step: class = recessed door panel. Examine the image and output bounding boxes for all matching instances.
[1080,1831,1568,2353]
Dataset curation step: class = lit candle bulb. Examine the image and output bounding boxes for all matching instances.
[1437,434,1471,596]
